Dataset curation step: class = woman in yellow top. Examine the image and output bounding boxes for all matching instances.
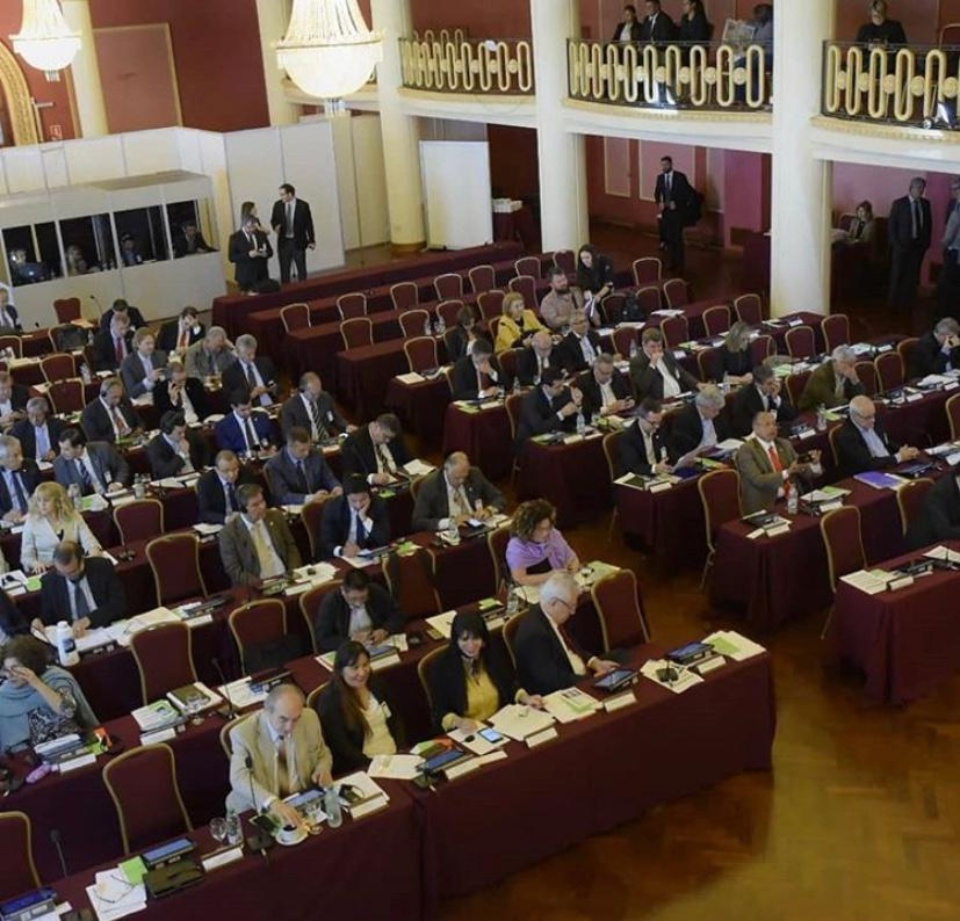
[495,291,544,355]
[428,610,543,732]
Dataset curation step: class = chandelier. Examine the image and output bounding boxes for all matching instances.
[11,0,81,74]
[275,0,382,101]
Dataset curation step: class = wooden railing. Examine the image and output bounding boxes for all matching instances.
[399,33,535,95]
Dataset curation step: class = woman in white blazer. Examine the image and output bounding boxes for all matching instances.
[20,482,102,574]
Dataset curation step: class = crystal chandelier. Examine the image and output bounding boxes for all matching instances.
[11,0,81,74]
[275,0,382,101]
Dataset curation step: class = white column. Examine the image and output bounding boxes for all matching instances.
[371,0,425,252]
[531,0,588,252]
[255,0,300,126]
[62,0,108,137]
[769,0,834,317]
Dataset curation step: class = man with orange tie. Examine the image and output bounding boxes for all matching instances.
[736,411,820,515]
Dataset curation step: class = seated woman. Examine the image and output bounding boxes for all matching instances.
[575,245,615,309]
[506,499,581,587]
[720,321,754,386]
[845,201,876,247]
[429,609,543,732]
[316,641,400,776]
[678,0,711,43]
[446,305,489,362]
[0,635,98,753]
[495,291,544,355]
[20,482,102,575]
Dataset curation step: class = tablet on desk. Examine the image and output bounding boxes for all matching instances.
[593,668,637,692]
[418,747,471,774]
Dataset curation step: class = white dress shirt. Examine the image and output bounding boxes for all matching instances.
[243,515,285,578]
[657,362,682,399]
[546,614,586,677]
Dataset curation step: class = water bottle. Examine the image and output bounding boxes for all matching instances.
[576,411,585,436]
[68,483,82,511]
[815,404,827,432]
[325,786,343,828]
[225,809,242,845]
[629,340,638,359]
[786,481,799,516]
[437,316,446,336]
[134,475,146,499]
[56,621,79,667]
[79,363,92,384]
[423,318,431,337]
[505,583,519,619]
[445,519,461,546]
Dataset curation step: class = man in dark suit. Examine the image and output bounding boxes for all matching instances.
[912,317,960,378]
[264,427,342,506]
[80,377,142,443]
[835,395,920,477]
[197,451,256,525]
[341,414,412,485]
[0,372,29,430]
[0,435,39,523]
[145,411,210,479]
[411,451,505,533]
[271,182,316,285]
[11,397,64,463]
[280,372,350,442]
[314,568,404,653]
[229,214,273,293]
[936,180,960,321]
[578,354,634,420]
[172,223,214,259]
[516,368,582,447]
[516,330,563,387]
[218,484,302,587]
[451,339,510,400]
[92,311,134,373]
[640,0,675,41]
[153,361,209,423]
[98,299,146,333]
[730,364,799,436]
[214,390,277,455]
[0,285,22,332]
[556,310,602,374]
[38,541,126,631]
[905,470,960,550]
[221,334,278,408]
[629,327,700,401]
[617,398,671,477]
[318,473,391,559]
[54,428,130,495]
[157,306,205,354]
[513,572,618,695]
[119,328,168,399]
[888,177,932,309]
[655,155,692,270]
[668,385,730,462]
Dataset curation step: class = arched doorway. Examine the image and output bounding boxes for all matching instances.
[0,41,40,146]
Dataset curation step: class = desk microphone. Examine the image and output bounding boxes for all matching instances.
[211,657,237,719]
[50,828,69,878]
[244,753,270,863]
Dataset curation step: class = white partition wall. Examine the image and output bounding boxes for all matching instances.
[420,141,492,249]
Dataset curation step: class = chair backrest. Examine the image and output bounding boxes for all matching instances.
[508,275,537,311]
[502,609,525,668]
[750,334,775,365]
[399,309,431,338]
[499,348,518,384]
[488,315,501,343]
[701,304,731,337]
[591,569,650,650]
[337,292,368,320]
[827,425,841,467]
[487,525,512,592]
[697,347,724,383]
[102,744,192,855]
[600,293,625,325]
[611,326,637,359]
[697,469,742,554]
[219,711,257,759]
[837,212,856,233]
[940,22,960,44]
[821,313,850,352]
[468,264,496,294]
[0,811,40,900]
[382,548,439,619]
[297,497,327,563]
[636,285,662,315]
[53,297,82,323]
[663,278,689,309]
[659,314,689,349]
[404,336,439,373]
[229,599,288,675]
[114,498,165,545]
[476,289,505,322]
[129,622,197,705]
[416,645,446,719]
[145,533,206,605]
[875,351,904,392]
[47,378,85,414]
[733,293,763,325]
[298,579,342,654]
[0,336,22,359]
[948,393,960,441]
[785,325,816,360]
[340,317,373,349]
[280,302,311,333]
[504,392,524,442]
[553,249,576,276]
[820,506,866,592]
[632,257,662,285]
[50,325,87,352]
[601,431,623,482]
[305,681,327,712]
[785,372,808,410]
[434,273,463,301]
[390,281,419,311]
[853,360,878,397]
[896,477,934,537]
[897,336,919,378]
[435,299,464,330]
[40,353,75,382]
[515,256,541,278]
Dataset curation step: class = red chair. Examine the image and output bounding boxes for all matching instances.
[553,249,576,276]
[434,273,463,301]
[0,811,41,900]
[785,372,808,410]
[229,599,287,675]
[129,622,197,705]
[611,326,637,359]
[404,336,439,373]
[299,497,328,562]
[382,548,439,619]
[508,275,537,311]
[853,360,878,397]
[487,525,512,592]
[591,569,651,650]
[435,299,464,329]
[821,313,850,352]
[663,278,689,309]
[636,285,662,316]
[280,303,310,333]
[897,336,919,379]
[697,347,724,382]
[340,317,373,349]
[697,469,742,589]
[390,281,419,311]
[702,304,731,337]
[750,334,775,365]
[114,499,165,545]
[785,325,816,360]
[468,264,496,294]
[145,533,207,605]
[733,293,763,325]
[600,293,625,324]
[659,314,689,349]
[947,393,960,441]
[896,478,934,537]
[476,289,505,322]
[47,379,86,414]
[875,351,904,392]
[820,506,865,593]
[487,316,501,343]
[601,431,624,539]
[298,580,342,654]
[514,256,541,278]
[400,309,430,338]
[416,645,446,716]
[632,257,662,285]
[499,348,518,384]
[337,292,368,320]
[40,353,75,382]
[0,336,22,359]
[102,744,192,855]
[503,609,526,668]
[53,297,81,324]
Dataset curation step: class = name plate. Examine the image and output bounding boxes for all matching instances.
[765,524,791,537]
[694,656,726,675]
[945,382,960,391]
[603,692,637,712]
[141,727,177,745]
[888,575,915,592]
[648,481,673,494]
[443,758,482,781]
[796,429,816,440]
[201,846,244,872]
[58,752,97,773]
[905,393,924,403]
[526,727,558,748]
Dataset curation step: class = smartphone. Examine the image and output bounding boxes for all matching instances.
[478,727,505,744]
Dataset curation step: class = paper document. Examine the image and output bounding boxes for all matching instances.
[217,677,268,709]
[839,568,898,595]
[542,687,602,723]
[702,630,766,661]
[367,753,421,780]
[396,372,425,385]
[403,459,435,477]
[425,610,458,640]
[86,868,146,921]
[924,545,960,565]
[640,659,703,693]
[488,703,556,741]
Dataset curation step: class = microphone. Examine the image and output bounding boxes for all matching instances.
[211,657,237,720]
[244,753,270,862]
[50,828,69,878]
[89,294,105,316]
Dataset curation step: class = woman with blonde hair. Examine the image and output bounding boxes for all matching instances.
[721,320,754,386]
[20,482,102,574]
[495,291,545,354]
[505,498,580,587]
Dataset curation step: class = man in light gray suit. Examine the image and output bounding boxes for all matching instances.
[54,428,130,495]
[119,328,169,399]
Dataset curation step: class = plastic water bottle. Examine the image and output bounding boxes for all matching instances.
[576,411,585,436]
[815,404,827,432]
[79,363,92,384]
[56,621,79,667]
[68,483,82,511]
[437,316,446,336]
[786,481,799,516]
[505,583,519,619]
[225,809,241,845]
[629,340,638,359]
[325,786,343,828]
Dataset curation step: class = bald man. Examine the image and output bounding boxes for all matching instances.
[411,451,505,532]
[834,395,919,477]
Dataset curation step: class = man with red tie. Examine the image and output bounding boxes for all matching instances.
[92,311,134,373]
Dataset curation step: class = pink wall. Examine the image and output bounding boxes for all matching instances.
[410,0,530,38]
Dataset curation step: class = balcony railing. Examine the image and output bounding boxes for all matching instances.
[822,41,960,129]
[399,33,535,96]
[567,40,772,112]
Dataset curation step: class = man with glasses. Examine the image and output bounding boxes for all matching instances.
[835,395,920,477]
[314,568,404,653]
[617,398,671,477]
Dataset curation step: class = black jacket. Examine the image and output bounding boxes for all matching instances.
[730,383,799,437]
[10,417,66,462]
[153,377,210,421]
[516,347,562,387]
[280,392,348,440]
[341,425,412,480]
[888,195,932,252]
[221,357,280,403]
[514,606,593,696]
[641,11,676,42]
[228,229,273,291]
[667,404,731,462]
[99,307,146,333]
[316,680,400,777]
[318,494,391,559]
[40,557,126,629]
[451,354,510,400]
[145,431,210,479]
[0,462,41,516]
[410,467,505,532]
[196,467,255,525]
[905,474,960,551]
[271,198,316,250]
[577,368,632,420]
[911,332,960,379]
[91,330,134,373]
[556,330,602,375]
[315,583,405,653]
[428,644,519,732]
[157,320,205,353]
[834,417,901,478]
[516,386,577,446]
[80,397,142,443]
[446,328,492,364]
[629,352,699,401]
[617,421,670,477]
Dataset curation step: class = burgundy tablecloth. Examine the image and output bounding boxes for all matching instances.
[441,402,514,482]
[334,341,411,419]
[384,376,450,448]
[645,297,730,341]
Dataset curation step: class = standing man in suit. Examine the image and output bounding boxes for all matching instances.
[197,451,254,525]
[120,328,168,399]
[578,354,634,420]
[280,372,351,442]
[798,346,865,411]
[92,311,134,373]
[54,428,130,495]
[271,183,316,285]
[516,367,583,446]
[145,411,210,479]
[629,327,700,401]
[912,317,960,377]
[314,569,404,653]
[557,310,602,374]
[411,451,505,533]
[214,390,277,455]
[617,398,671,477]
[218,483,302,587]
[341,414,412,485]
[157,306,205,354]
[11,398,64,463]
[185,326,237,380]
[451,339,509,400]
[153,361,209,423]
[221,334,278,408]
[37,541,126,632]
[640,0,675,41]
[318,473,391,559]
[668,385,729,462]
[655,156,692,270]
[936,178,960,321]
[80,377,142,443]
[229,213,273,293]
[0,435,39,523]
[905,467,960,550]
[263,427,342,506]
[835,395,920,477]
[888,177,932,309]
[730,364,799,436]
[0,372,29,430]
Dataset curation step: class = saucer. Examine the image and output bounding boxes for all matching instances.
[276,825,308,847]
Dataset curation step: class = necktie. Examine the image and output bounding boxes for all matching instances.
[912,199,920,239]
[35,426,49,458]
[11,472,26,513]
[245,363,257,389]
[355,512,367,546]
[309,400,327,441]
[111,406,130,438]
[246,232,253,249]
[452,486,469,516]
[643,431,658,467]
[72,580,91,622]
[286,202,294,238]
[666,171,672,198]
[252,520,282,577]
[114,337,124,364]
[75,459,93,494]
[225,482,237,514]
[276,736,292,797]
[296,460,310,494]
[244,418,259,452]
[375,442,393,474]
[767,444,783,473]
[178,329,188,352]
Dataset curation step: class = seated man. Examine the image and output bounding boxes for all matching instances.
[0,372,29,429]
[11,397,64,464]
[667,385,730,462]
[215,389,276,455]
[0,283,22,332]
[98,299,146,334]
[834,395,919,477]
[264,427,342,506]
[197,450,254,525]
[515,367,582,447]
[154,360,209,423]
[577,353,634,420]
[0,434,39,523]
[539,265,586,332]
[218,483,302,587]
[341,413,412,486]
[798,345,865,411]
[145,411,210,479]
[905,467,960,550]
[730,364,799,437]
[92,310,134,373]
[81,377,142,443]
[451,339,509,401]
[120,328,168,400]
[617,398,671,477]
[411,451,505,533]
[280,371,350,442]
[556,310,602,374]
[629,327,700,401]
[54,428,130,495]
[516,330,561,387]
[912,317,960,378]
[173,223,214,259]
[315,568,404,654]
[157,306,205,354]
[513,571,618,695]
[221,334,278,408]
[226,683,333,829]
[736,411,820,515]
[318,473,390,559]
[185,326,236,380]
[37,540,126,634]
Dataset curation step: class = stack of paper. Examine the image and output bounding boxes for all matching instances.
[839,568,898,595]
[216,677,269,710]
[702,630,766,661]
[924,545,960,564]
[425,610,458,639]
[542,687,602,723]
[86,868,146,920]
[396,372,426,385]
[403,459,436,477]
[575,560,621,590]
[366,753,422,780]
[488,703,556,741]
[115,607,180,646]
[43,622,121,654]
[640,659,703,693]
[337,770,390,817]
[132,699,182,732]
